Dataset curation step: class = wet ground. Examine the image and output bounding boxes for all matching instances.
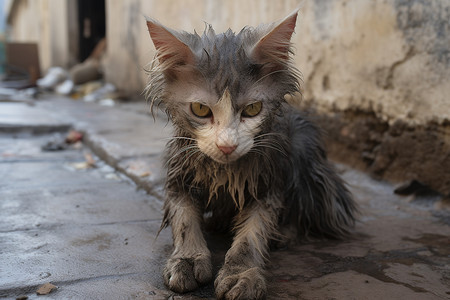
[0,96,449,299]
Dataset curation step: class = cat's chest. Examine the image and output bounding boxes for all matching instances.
[190,161,268,209]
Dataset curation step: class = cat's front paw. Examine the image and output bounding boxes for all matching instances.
[215,266,266,300]
[163,254,212,293]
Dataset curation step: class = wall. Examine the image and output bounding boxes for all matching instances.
[6,0,77,72]
[295,0,450,196]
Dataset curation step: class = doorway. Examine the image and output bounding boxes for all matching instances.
[77,0,105,62]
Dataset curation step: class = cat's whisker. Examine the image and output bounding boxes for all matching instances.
[254,139,286,149]
[191,150,206,166]
[183,148,203,164]
[254,134,289,146]
[255,132,286,139]
[253,142,288,157]
[166,144,200,166]
[165,136,197,143]
[248,148,275,166]
[253,138,286,150]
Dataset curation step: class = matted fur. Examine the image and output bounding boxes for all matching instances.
[145,11,357,299]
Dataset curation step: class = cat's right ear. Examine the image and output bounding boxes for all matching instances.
[146,18,195,70]
[250,11,298,70]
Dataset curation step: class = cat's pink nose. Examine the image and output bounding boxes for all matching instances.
[217,144,237,155]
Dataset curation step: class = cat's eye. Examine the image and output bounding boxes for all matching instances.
[190,102,212,118]
[242,102,262,117]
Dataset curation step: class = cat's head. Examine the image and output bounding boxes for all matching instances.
[145,11,300,164]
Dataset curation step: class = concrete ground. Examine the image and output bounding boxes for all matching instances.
[0,95,449,300]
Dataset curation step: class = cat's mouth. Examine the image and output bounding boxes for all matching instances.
[209,145,250,164]
[197,139,253,164]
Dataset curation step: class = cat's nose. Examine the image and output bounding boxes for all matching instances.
[216,144,237,155]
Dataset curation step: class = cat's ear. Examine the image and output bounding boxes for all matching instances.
[251,11,298,67]
[146,18,195,70]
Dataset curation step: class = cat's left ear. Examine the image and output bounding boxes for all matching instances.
[146,18,195,70]
[251,11,298,67]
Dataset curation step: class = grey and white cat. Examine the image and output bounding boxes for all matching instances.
[145,11,356,300]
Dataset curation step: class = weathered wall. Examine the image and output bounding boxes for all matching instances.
[104,0,449,195]
[294,0,450,196]
[6,0,77,72]
[298,0,450,126]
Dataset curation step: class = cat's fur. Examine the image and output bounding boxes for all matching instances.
[145,11,357,300]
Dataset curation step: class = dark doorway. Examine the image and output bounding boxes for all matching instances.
[77,0,105,62]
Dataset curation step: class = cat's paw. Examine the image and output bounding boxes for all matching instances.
[215,266,266,300]
[163,254,212,293]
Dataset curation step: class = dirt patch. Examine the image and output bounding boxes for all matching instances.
[305,107,450,197]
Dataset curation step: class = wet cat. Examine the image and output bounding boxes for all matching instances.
[145,10,356,300]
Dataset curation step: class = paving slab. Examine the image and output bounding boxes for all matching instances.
[1,221,170,289]
[0,102,71,133]
[0,134,170,299]
[39,97,171,198]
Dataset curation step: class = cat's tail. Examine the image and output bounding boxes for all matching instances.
[283,113,358,239]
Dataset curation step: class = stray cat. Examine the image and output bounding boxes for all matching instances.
[145,10,356,300]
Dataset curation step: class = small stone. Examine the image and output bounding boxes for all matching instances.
[36,282,57,295]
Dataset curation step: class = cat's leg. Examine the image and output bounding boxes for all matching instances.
[163,195,212,293]
[215,200,278,300]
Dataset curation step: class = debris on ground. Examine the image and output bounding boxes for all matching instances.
[41,130,84,152]
[36,282,57,295]
[394,180,439,197]
[126,159,152,178]
[65,130,83,144]
[33,37,123,106]
[41,134,68,151]
[36,67,67,90]
[83,82,116,103]
[84,152,96,167]
[70,151,97,170]
[104,173,121,180]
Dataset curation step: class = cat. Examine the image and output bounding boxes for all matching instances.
[145,10,357,300]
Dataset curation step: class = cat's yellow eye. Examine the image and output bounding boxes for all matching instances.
[190,102,212,118]
[242,102,262,117]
